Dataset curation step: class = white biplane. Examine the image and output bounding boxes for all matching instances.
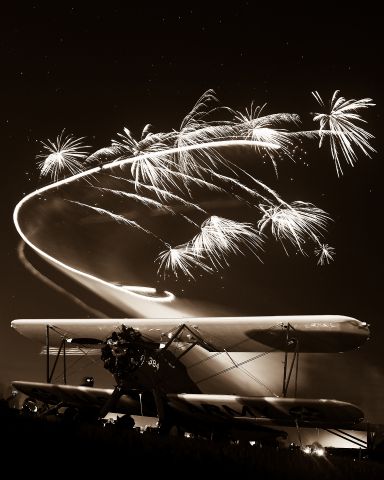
[11,315,370,446]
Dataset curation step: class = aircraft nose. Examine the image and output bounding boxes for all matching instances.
[348,319,369,331]
[345,319,370,342]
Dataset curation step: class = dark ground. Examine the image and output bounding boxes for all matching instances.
[1,402,384,478]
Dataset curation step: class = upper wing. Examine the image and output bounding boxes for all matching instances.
[11,315,369,353]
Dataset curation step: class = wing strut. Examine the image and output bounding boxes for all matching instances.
[45,325,68,384]
[323,428,367,448]
[295,419,303,448]
[282,323,300,397]
[159,323,219,359]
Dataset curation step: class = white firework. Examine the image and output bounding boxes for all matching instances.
[156,245,212,280]
[174,96,297,178]
[68,200,164,244]
[121,161,228,196]
[177,90,219,137]
[108,175,208,214]
[130,154,175,188]
[35,89,376,283]
[230,103,299,162]
[312,90,375,176]
[258,201,331,252]
[158,164,228,195]
[174,89,226,175]
[85,145,123,166]
[111,126,176,186]
[112,126,172,156]
[197,165,279,206]
[315,244,336,266]
[96,187,175,214]
[36,131,89,182]
[191,216,264,268]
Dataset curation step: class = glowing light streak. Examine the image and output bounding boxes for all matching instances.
[312,90,375,176]
[67,200,166,245]
[191,216,264,268]
[16,138,281,296]
[197,165,278,206]
[96,187,176,214]
[18,88,376,288]
[258,202,331,252]
[13,201,175,304]
[315,244,336,266]
[174,90,220,176]
[156,245,213,280]
[36,131,90,182]
[107,175,208,214]
[230,104,300,162]
[112,126,174,156]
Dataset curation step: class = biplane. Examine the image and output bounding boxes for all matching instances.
[11,315,370,446]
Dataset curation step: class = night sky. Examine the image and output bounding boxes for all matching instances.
[1,5,383,419]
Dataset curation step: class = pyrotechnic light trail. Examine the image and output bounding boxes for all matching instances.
[95,187,177,215]
[36,130,90,182]
[121,139,281,187]
[196,164,279,207]
[112,126,173,157]
[312,90,376,176]
[102,177,209,214]
[315,244,336,266]
[191,216,264,268]
[31,138,280,196]
[68,199,265,277]
[229,104,300,164]
[258,202,331,253]
[174,89,224,175]
[156,245,213,280]
[13,195,176,305]
[67,200,167,246]
[98,181,208,230]
[17,140,280,289]
[21,89,375,287]
[149,164,229,196]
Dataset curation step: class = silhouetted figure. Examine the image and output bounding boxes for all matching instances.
[115,414,135,430]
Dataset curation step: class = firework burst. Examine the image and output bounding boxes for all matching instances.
[230,104,299,166]
[191,216,264,268]
[156,245,212,280]
[111,126,172,157]
[258,201,331,252]
[312,90,375,176]
[33,88,376,281]
[36,131,89,182]
[130,154,175,188]
[315,244,336,266]
[174,89,228,175]
[111,127,176,186]
[85,145,124,166]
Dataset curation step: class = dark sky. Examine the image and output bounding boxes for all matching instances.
[1,5,383,418]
